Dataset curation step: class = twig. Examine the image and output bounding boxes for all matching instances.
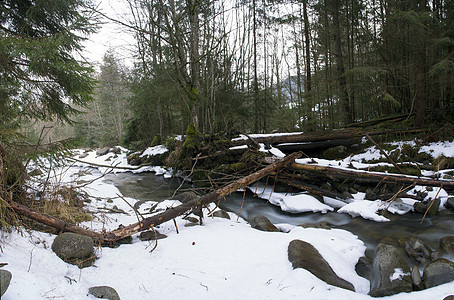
[117,193,144,222]
[421,186,443,223]
[173,218,179,234]
[28,247,34,272]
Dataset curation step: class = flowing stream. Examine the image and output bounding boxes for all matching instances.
[105,172,454,255]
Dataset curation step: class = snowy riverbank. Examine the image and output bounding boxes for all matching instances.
[1,140,454,299]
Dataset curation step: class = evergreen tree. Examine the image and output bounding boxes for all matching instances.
[0,0,98,125]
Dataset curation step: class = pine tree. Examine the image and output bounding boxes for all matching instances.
[0,0,98,125]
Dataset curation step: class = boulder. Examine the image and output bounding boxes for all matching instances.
[288,239,355,291]
[88,286,120,300]
[52,232,94,266]
[427,198,441,216]
[170,191,200,203]
[440,236,454,255]
[369,243,412,297]
[139,230,167,241]
[404,237,432,263]
[212,210,230,219]
[355,256,372,280]
[110,147,122,154]
[446,197,454,210]
[249,215,279,232]
[443,296,454,300]
[96,147,110,156]
[414,201,427,214]
[171,192,203,222]
[0,269,12,296]
[411,266,424,290]
[423,258,454,288]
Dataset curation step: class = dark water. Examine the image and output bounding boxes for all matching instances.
[105,172,454,253]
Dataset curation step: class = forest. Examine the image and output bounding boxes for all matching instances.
[2,1,454,298]
[1,0,452,150]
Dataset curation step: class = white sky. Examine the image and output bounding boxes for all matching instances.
[82,0,135,69]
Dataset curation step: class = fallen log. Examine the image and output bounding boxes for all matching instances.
[230,128,424,148]
[6,200,105,242]
[288,162,454,190]
[103,151,302,242]
[7,152,301,244]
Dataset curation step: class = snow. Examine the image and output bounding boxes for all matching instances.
[2,139,454,299]
[140,145,168,157]
[338,200,390,222]
[247,183,333,214]
[389,268,410,282]
[420,140,454,158]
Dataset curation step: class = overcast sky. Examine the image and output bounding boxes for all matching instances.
[82,0,135,70]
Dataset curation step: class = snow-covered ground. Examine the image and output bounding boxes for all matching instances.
[1,141,454,299]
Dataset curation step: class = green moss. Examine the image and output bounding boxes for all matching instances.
[220,162,247,173]
[182,122,200,156]
[151,135,161,147]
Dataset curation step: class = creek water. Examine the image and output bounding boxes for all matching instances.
[105,172,454,256]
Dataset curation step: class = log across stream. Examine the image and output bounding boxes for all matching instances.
[107,172,454,254]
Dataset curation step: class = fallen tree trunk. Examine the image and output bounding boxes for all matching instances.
[230,128,424,148]
[103,152,302,242]
[288,162,454,190]
[6,200,105,242]
[8,152,301,244]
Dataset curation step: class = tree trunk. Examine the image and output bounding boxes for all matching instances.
[332,0,352,124]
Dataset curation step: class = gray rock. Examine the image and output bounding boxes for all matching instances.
[427,198,441,216]
[288,239,355,291]
[301,221,332,230]
[96,148,110,156]
[52,232,94,261]
[170,191,200,203]
[249,215,279,232]
[355,256,372,280]
[414,201,427,214]
[411,266,424,290]
[423,258,454,288]
[88,286,120,300]
[0,269,12,296]
[139,230,167,241]
[171,192,203,223]
[110,147,121,154]
[212,210,230,219]
[446,197,454,210]
[443,296,454,300]
[79,152,89,159]
[440,236,454,255]
[404,237,432,263]
[369,243,412,297]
